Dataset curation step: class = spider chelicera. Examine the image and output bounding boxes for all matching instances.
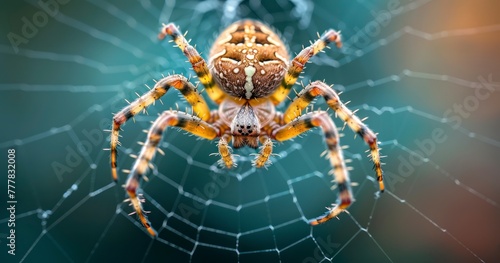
[110,20,384,236]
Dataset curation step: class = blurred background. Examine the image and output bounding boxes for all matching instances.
[1,0,499,262]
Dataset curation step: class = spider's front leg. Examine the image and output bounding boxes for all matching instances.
[272,111,352,224]
[284,81,385,192]
[126,110,219,236]
[111,75,210,181]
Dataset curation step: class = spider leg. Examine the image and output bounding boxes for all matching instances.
[125,110,219,236]
[111,75,210,181]
[214,134,236,168]
[283,80,384,192]
[272,111,352,225]
[252,136,274,168]
[159,23,226,104]
[269,29,342,105]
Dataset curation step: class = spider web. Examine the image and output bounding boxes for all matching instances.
[1,0,500,262]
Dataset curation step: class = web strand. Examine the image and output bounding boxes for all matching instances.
[1,1,499,262]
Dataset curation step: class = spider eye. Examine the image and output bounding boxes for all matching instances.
[230,102,261,148]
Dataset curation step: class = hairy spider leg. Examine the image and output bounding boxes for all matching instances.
[272,111,352,225]
[111,75,210,181]
[252,136,274,168]
[270,29,342,105]
[283,81,384,192]
[215,134,236,168]
[159,23,226,104]
[125,110,219,237]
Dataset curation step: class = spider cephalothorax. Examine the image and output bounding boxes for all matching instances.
[110,20,385,237]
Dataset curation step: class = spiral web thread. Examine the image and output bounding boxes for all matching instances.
[1,0,499,262]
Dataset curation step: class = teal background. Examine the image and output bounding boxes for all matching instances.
[1,0,499,262]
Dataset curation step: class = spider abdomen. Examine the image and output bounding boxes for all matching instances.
[209,20,289,99]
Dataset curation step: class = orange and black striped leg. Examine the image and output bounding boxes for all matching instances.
[111,75,210,181]
[272,111,352,225]
[125,110,219,236]
[159,23,226,104]
[211,134,237,168]
[283,80,384,192]
[252,136,274,168]
[270,29,342,105]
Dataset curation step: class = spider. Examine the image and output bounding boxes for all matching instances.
[110,20,384,237]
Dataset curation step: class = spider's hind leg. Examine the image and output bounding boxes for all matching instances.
[269,29,342,105]
[159,23,226,104]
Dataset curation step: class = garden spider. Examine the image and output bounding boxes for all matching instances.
[110,20,384,236]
